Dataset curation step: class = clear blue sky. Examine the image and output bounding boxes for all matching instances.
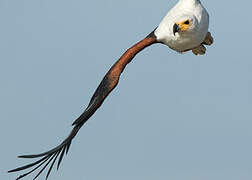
[1,0,252,179]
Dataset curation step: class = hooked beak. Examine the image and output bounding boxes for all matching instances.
[173,23,179,36]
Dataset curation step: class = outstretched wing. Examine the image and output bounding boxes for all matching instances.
[8,31,157,180]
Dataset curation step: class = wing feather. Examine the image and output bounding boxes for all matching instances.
[8,31,157,179]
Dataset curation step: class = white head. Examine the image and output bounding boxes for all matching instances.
[179,0,201,3]
[172,14,198,36]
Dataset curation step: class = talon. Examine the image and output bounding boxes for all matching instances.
[192,45,206,55]
[203,32,213,46]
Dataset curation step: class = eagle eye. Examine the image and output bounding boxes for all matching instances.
[184,20,190,25]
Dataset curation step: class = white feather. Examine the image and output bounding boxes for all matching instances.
[154,0,209,52]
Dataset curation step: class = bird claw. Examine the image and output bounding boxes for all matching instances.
[191,32,213,55]
[192,44,206,55]
[203,32,213,46]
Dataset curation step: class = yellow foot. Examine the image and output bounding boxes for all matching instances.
[192,45,206,55]
[203,32,213,46]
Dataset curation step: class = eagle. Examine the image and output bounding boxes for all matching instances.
[9,0,213,179]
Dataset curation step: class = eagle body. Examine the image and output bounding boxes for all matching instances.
[155,0,210,53]
[9,1,214,179]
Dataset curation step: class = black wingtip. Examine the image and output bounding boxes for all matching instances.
[8,125,83,179]
[18,155,29,158]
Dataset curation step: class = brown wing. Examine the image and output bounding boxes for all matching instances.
[8,31,157,180]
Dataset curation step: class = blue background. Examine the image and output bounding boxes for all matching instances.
[1,0,252,179]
